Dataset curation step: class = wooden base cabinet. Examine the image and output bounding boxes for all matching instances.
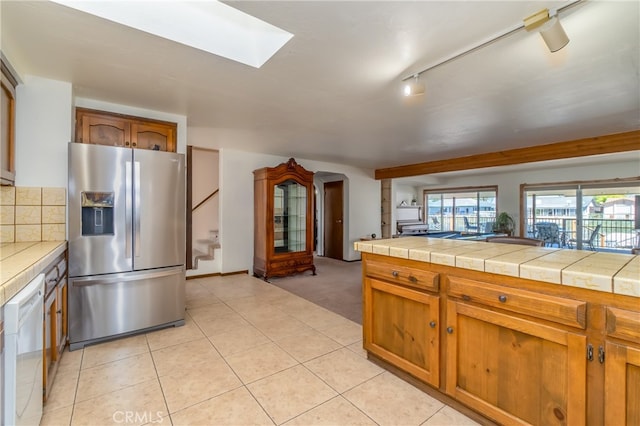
[445,299,587,425]
[605,342,640,425]
[364,277,440,387]
[604,306,640,425]
[42,252,68,402]
[360,252,640,425]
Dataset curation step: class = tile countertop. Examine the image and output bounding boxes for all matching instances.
[354,236,640,298]
[0,241,67,307]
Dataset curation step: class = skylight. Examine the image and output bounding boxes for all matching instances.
[50,0,293,68]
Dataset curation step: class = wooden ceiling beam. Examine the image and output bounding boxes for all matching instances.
[374,130,640,180]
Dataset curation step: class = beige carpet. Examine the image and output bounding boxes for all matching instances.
[268,256,363,324]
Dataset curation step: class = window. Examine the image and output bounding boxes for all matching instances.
[523,179,640,251]
[424,187,497,233]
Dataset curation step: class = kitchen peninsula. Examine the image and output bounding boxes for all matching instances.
[355,236,639,425]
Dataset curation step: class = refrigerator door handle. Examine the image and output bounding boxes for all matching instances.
[125,161,133,258]
[71,267,184,287]
[134,161,141,258]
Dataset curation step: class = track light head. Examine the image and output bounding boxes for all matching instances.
[524,8,570,52]
[403,74,425,97]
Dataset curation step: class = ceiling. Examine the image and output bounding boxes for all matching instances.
[1,1,639,172]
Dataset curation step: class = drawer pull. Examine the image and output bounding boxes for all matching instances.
[391,270,399,278]
[498,295,507,303]
[429,321,436,328]
[446,327,454,334]
[408,275,418,283]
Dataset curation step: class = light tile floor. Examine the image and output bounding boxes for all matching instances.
[41,274,480,425]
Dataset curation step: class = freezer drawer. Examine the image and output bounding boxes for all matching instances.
[69,266,185,350]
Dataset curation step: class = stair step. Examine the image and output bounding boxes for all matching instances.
[197,239,220,246]
[193,248,209,258]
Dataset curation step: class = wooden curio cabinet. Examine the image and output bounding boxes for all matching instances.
[253,158,315,280]
[75,107,177,152]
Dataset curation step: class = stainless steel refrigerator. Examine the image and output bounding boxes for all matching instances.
[68,143,186,350]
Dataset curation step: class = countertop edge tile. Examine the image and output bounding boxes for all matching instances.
[355,238,638,298]
[1,241,67,306]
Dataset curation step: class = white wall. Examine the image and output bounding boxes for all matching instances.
[415,157,640,235]
[15,76,73,187]
[219,149,379,274]
[13,79,188,188]
[394,184,417,207]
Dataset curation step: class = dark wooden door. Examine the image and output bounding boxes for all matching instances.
[324,180,343,260]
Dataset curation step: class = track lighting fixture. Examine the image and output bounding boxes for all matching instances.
[403,74,425,97]
[524,8,570,52]
[400,1,581,94]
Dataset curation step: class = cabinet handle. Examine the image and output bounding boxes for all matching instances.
[125,141,130,146]
[391,271,399,278]
[429,321,436,328]
[446,327,454,334]
[498,295,507,303]
[587,344,594,361]
[132,142,137,147]
[598,346,605,364]
[56,310,62,314]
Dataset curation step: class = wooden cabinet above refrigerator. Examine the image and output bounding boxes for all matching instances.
[75,107,177,152]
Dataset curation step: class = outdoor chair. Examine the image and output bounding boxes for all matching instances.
[568,224,602,251]
[535,222,561,247]
[431,216,441,230]
[463,217,478,232]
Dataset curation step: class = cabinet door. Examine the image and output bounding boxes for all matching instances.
[1,73,16,185]
[605,342,640,425]
[79,113,131,147]
[130,121,176,152]
[445,300,586,425]
[364,277,440,387]
[273,179,307,254]
[43,289,57,401]
[56,278,68,355]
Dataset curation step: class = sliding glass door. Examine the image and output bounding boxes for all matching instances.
[524,181,640,251]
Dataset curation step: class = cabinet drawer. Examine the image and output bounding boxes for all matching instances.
[365,259,439,292]
[269,256,313,271]
[606,306,640,342]
[56,257,67,278]
[44,265,59,294]
[448,276,587,329]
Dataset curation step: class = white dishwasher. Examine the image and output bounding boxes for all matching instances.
[3,274,44,426]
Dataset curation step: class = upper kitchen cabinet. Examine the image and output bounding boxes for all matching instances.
[75,108,177,152]
[1,59,17,185]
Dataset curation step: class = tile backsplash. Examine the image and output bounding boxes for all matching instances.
[1,186,66,243]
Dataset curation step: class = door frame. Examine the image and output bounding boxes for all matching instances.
[314,172,348,259]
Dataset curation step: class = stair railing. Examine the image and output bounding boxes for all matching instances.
[193,188,219,212]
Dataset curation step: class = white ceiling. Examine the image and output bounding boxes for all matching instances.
[1,1,639,172]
